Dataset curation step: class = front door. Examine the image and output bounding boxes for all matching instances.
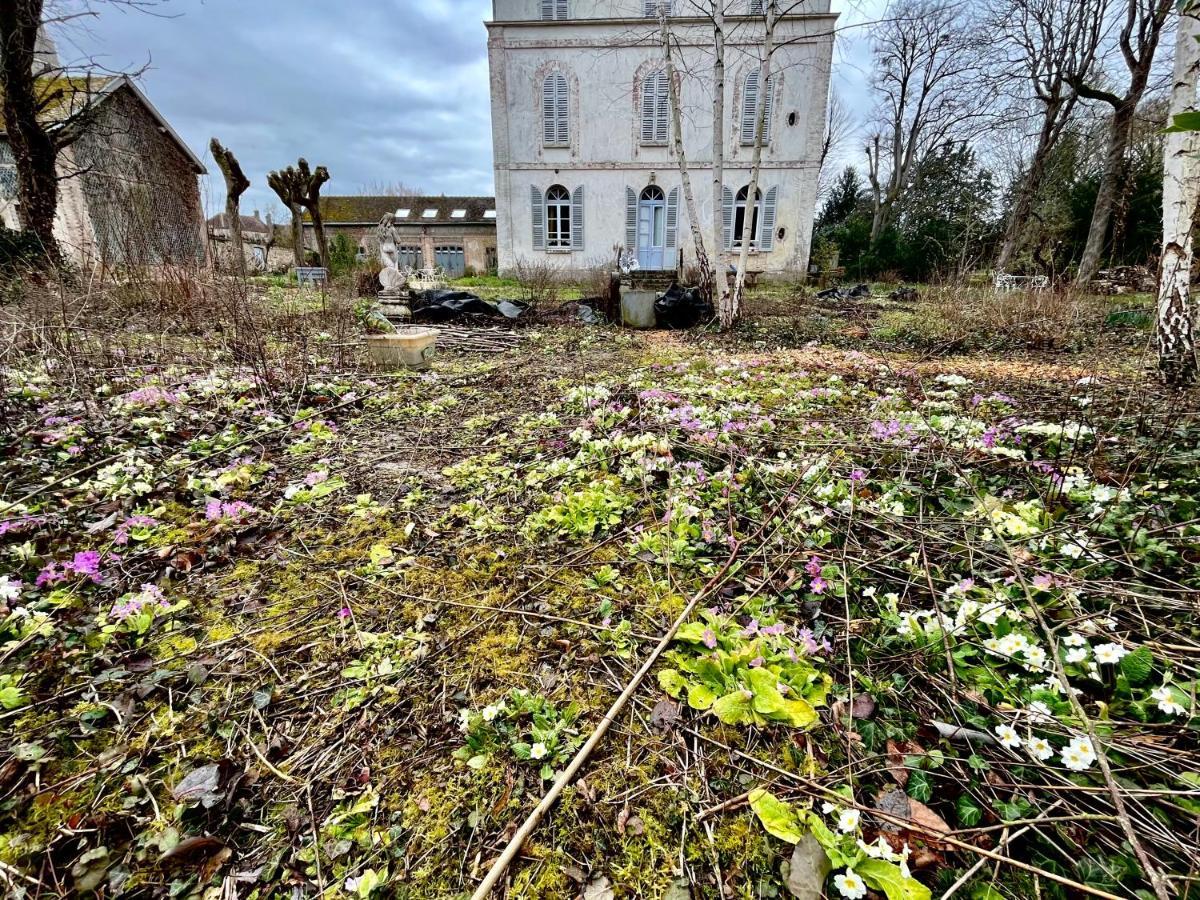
[637,186,666,270]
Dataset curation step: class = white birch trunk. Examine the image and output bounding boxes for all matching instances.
[731,1,777,313]
[1157,7,1200,384]
[662,11,712,298]
[713,1,733,327]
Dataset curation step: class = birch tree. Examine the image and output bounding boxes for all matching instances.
[1157,2,1200,385]
[1071,0,1172,286]
[712,0,733,326]
[661,9,713,301]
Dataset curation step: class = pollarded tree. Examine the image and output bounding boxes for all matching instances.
[268,159,330,270]
[1157,2,1200,385]
[210,137,250,274]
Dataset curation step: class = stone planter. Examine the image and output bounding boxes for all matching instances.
[365,328,438,370]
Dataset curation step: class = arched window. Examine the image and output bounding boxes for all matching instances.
[542,73,569,147]
[640,69,669,145]
[734,186,762,248]
[541,0,569,19]
[545,184,572,249]
[740,67,774,146]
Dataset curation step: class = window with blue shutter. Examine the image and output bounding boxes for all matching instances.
[625,187,638,250]
[759,187,778,250]
[665,187,679,250]
[740,68,774,146]
[531,186,546,250]
[542,73,569,147]
[570,186,584,251]
[640,70,669,145]
[722,186,735,250]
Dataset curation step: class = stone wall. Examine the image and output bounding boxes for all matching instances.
[72,85,207,268]
[306,223,498,274]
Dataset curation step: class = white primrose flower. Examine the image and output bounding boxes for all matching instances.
[529,742,549,760]
[481,704,505,723]
[837,808,861,833]
[1151,686,1187,717]
[1025,736,1055,761]
[994,724,1021,749]
[1065,646,1089,664]
[1061,736,1097,772]
[1063,633,1087,647]
[834,869,868,900]
[0,576,22,603]
[1025,701,1054,724]
[1093,643,1129,665]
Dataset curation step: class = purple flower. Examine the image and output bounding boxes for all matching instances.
[761,622,786,637]
[36,563,63,587]
[740,619,760,638]
[338,607,352,620]
[304,469,329,487]
[702,628,718,649]
[805,556,823,577]
[67,551,102,581]
[850,469,866,483]
[810,577,828,595]
[749,656,765,668]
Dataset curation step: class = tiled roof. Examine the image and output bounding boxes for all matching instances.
[207,212,270,232]
[307,195,496,226]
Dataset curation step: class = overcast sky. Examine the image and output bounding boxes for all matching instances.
[58,0,879,217]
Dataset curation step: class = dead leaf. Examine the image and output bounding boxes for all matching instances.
[158,835,224,869]
[583,875,614,900]
[650,698,680,733]
[171,761,235,808]
[784,834,832,900]
[851,693,876,719]
[885,739,925,787]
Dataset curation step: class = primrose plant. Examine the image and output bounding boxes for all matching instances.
[454,689,584,781]
[657,609,831,728]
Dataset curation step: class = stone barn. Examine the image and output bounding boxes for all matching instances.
[0,76,208,268]
[303,195,498,276]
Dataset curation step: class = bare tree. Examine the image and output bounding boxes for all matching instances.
[268,159,330,270]
[712,0,732,325]
[661,9,713,301]
[210,137,250,275]
[1157,2,1200,385]
[0,0,156,260]
[1070,0,1172,286]
[358,179,424,197]
[817,88,855,198]
[864,0,990,243]
[992,0,1108,271]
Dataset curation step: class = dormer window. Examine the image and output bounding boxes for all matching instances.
[450,209,467,219]
[483,210,497,219]
[395,208,410,218]
[422,209,438,218]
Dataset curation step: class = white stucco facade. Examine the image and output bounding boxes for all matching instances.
[486,0,835,278]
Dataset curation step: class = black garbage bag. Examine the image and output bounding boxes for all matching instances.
[410,289,528,323]
[848,283,871,299]
[655,283,712,329]
[815,286,844,300]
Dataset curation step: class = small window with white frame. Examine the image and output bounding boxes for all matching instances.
[450,209,466,219]
[545,184,571,249]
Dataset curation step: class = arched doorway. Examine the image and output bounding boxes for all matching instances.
[637,185,666,270]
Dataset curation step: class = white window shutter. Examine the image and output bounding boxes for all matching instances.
[665,187,679,250]
[625,187,638,249]
[542,76,556,145]
[759,186,778,250]
[555,75,569,145]
[531,186,545,250]
[640,76,656,144]
[741,70,759,145]
[750,0,764,13]
[570,186,584,251]
[762,75,774,140]
[556,0,568,18]
[722,185,734,250]
[541,0,554,19]
[655,71,669,143]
